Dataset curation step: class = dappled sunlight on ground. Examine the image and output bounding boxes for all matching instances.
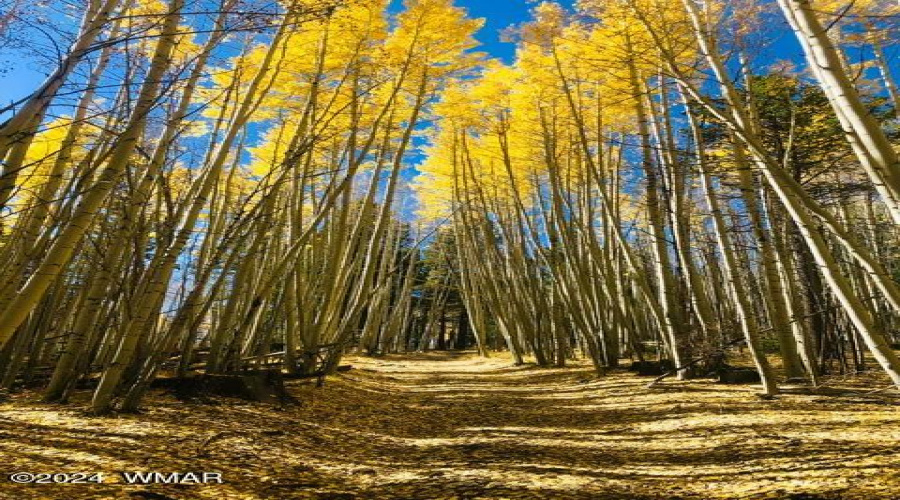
[1,351,899,499]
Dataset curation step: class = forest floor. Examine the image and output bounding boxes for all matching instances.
[1,351,900,500]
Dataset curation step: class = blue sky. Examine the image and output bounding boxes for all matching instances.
[418,0,572,63]
[2,0,815,105]
[3,0,885,124]
[2,0,553,105]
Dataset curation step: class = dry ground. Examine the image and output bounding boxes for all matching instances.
[1,351,899,499]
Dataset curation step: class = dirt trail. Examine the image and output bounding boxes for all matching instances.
[2,352,900,499]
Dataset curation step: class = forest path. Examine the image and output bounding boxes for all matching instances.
[2,351,900,499]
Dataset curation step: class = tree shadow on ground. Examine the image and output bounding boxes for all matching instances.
[1,352,899,499]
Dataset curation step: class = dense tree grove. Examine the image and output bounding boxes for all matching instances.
[0,0,899,415]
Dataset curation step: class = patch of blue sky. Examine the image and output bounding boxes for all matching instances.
[2,0,898,227]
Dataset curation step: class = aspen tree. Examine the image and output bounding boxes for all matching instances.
[0,0,120,176]
[687,97,779,395]
[674,0,900,386]
[0,0,185,351]
[776,0,900,223]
